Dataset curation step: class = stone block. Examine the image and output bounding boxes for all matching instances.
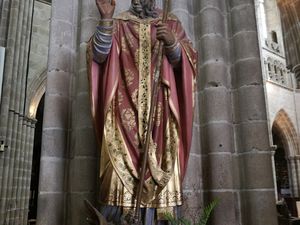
[36,193,64,225]
[229,0,254,8]
[48,44,72,73]
[73,92,94,129]
[68,157,97,192]
[232,58,263,88]
[171,1,188,13]
[201,122,234,154]
[240,190,278,225]
[39,157,65,192]
[202,87,232,123]
[187,0,198,15]
[231,89,240,123]
[237,85,267,122]
[50,19,74,49]
[193,93,200,125]
[78,43,88,73]
[43,94,69,129]
[198,61,230,91]
[52,0,74,22]
[231,31,260,61]
[203,191,239,225]
[199,0,226,13]
[76,69,89,93]
[46,71,70,97]
[234,121,270,153]
[66,192,97,225]
[202,154,234,190]
[197,7,226,38]
[70,127,98,158]
[181,191,203,222]
[41,129,67,158]
[190,124,201,154]
[80,0,99,20]
[200,35,228,64]
[183,154,202,190]
[238,152,274,189]
[232,154,241,189]
[80,18,98,43]
[173,12,194,39]
[230,4,257,35]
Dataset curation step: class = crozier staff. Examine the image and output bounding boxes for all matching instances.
[87,0,197,224]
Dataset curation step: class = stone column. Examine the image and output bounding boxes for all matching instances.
[288,156,300,197]
[0,0,35,224]
[229,0,278,224]
[36,0,78,224]
[65,0,98,224]
[193,0,237,224]
[293,64,300,89]
[270,148,278,200]
[23,118,36,224]
[295,157,300,196]
[0,0,11,46]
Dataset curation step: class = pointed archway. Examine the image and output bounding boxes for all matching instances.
[272,109,300,199]
[28,94,45,224]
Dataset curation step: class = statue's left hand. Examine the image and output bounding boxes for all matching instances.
[156,23,176,46]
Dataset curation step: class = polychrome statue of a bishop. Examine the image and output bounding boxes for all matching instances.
[86,0,197,224]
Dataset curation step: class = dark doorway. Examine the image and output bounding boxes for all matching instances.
[273,127,290,199]
[28,94,45,224]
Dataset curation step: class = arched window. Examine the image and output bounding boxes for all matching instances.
[271,30,278,43]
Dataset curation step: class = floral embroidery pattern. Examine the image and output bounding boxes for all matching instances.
[121,108,136,131]
[124,69,134,86]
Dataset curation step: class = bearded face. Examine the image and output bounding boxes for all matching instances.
[130,0,158,18]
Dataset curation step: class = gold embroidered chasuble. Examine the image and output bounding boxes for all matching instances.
[87,11,197,209]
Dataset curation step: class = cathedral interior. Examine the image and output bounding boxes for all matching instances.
[0,0,300,224]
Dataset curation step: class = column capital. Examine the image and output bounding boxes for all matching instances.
[293,64,300,75]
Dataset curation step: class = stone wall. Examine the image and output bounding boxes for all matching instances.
[266,83,299,129]
[27,1,51,86]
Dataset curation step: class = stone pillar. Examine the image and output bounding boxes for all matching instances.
[23,119,36,224]
[293,64,300,89]
[36,0,78,224]
[229,0,278,224]
[0,0,12,46]
[0,0,35,224]
[65,0,98,224]
[193,0,237,224]
[288,156,300,197]
[287,158,295,196]
[295,157,300,197]
[270,148,278,200]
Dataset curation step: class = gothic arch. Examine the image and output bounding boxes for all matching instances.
[272,109,300,157]
[26,69,47,119]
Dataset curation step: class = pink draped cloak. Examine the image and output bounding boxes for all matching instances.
[87,12,197,207]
